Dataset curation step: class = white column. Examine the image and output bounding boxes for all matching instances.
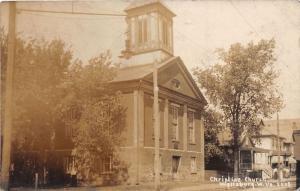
[164,99,169,148]
[138,90,144,147]
[199,114,205,181]
[133,90,138,147]
[183,104,188,151]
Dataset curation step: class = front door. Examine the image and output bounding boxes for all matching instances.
[172,156,181,179]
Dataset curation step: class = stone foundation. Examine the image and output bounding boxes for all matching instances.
[119,147,204,185]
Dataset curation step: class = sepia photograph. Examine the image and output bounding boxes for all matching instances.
[0,0,300,190]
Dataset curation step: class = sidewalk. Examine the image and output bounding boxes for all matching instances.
[10,178,296,191]
[11,181,229,191]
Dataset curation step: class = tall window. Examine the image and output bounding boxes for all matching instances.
[172,156,180,173]
[65,107,79,137]
[188,110,195,144]
[103,156,113,173]
[162,20,169,47]
[171,105,179,141]
[152,97,161,138]
[95,156,113,174]
[138,18,148,45]
[64,156,75,174]
[143,19,148,43]
[191,157,197,173]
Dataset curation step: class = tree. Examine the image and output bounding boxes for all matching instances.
[194,39,283,176]
[1,29,73,184]
[59,51,126,182]
[203,108,223,167]
[12,38,72,151]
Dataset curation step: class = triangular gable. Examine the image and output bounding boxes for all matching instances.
[144,56,207,103]
[240,135,255,148]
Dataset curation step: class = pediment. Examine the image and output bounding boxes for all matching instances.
[144,57,205,101]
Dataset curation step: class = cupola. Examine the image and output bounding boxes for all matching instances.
[120,0,176,65]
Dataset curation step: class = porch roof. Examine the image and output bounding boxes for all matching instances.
[240,146,271,153]
[286,157,297,163]
[271,156,284,163]
[271,150,292,156]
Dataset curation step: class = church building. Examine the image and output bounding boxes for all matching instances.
[112,0,207,184]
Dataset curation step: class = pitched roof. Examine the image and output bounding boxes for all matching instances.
[293,129,300,141]
[258,128,285,139]
[218,120,263,145]
[112,56,207,103]
[263,118,300,142]
[112,56,177,82]
[219,119,300,144]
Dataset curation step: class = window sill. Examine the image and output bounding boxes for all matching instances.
[191,172,197,174]
[172,139,180,143]
[189,142,196,145]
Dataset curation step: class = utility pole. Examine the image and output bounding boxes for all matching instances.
[277,112,281,181]
[1,2,16,190]
[153,60,160,191]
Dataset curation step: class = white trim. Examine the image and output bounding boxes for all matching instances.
[170,102,180,107]
[143,146,202,154]
[183,104,188,151]
[188,110,195,144]
[188,108,196,112]
[119,146,202,154]
[170,105,179,141]
[164,99,169,148]
[133,90,138,147]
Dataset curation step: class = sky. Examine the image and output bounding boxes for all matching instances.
[1,0,300,120]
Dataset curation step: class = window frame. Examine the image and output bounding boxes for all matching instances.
[162,19,169,47]
[137,17,148,45]
[102,156,113,174]
[188,110,195,144]
[64,156,75,174]
[171,104,179,141]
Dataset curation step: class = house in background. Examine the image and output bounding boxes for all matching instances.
[293,130,300,189]
[218,119,300,179]
[262,119,299,174]
[219,121,273,179]
[239,134,272,179]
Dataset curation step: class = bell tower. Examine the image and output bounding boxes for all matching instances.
[120,0,176,66]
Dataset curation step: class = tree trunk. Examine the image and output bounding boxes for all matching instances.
[233,118,239,178]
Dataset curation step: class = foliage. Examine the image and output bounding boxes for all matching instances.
[194,39,283,174]
[203,108,223,165]
[1,29,73,152]
[1,29,126,183]
[59,51,126,181]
